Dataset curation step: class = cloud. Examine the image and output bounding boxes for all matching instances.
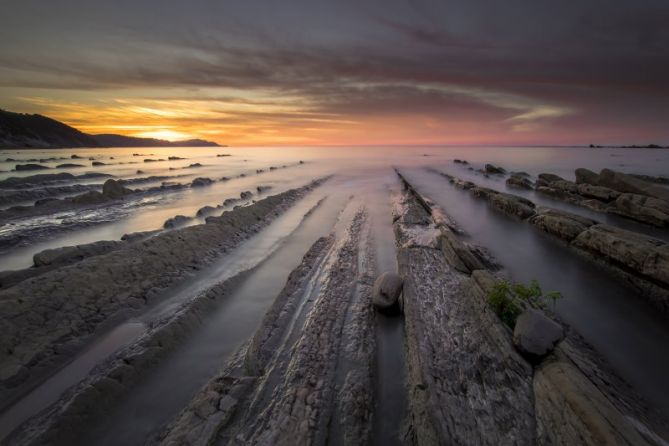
[0,0,667,144]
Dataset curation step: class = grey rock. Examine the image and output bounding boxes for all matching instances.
[102,179,133,199]
[576,183,620,202]
[575,168,600,185]
[513,309,564,361]
[33,240,125,268]
[536,173,565,187]
[372,272,403,311]
[599,168,669,202]
[506,173,533,189]
[15,163,49,171]
[190,177,213,187]
[610,193,669,227]
[484,163,506,174]
[529,207,597,242]
[240,191,253,200]
[164,215,191,229]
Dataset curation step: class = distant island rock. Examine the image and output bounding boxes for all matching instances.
[589,143,668,149]
[0,109,222,148]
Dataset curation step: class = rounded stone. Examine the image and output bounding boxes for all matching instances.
[372,272,404,312]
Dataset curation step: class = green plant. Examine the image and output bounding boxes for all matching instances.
[486,279,562,328]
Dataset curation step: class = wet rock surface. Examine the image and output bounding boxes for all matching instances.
[396,173,669,445]
[0,179,326,409]
[158,209,376,446]
[394,186,536,445]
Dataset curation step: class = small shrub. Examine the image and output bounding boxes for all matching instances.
[486,279,562,328]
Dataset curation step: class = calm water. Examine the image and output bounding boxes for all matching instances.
[1,145,668,442]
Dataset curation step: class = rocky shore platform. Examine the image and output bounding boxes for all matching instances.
[1,166,668,446]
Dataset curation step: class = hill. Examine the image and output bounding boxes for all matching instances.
[0,109,221,148]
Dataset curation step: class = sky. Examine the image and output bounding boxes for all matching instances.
[1,0,668,146]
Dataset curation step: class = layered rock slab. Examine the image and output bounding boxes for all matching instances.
[394,188,536,445]
[0,179,325,409]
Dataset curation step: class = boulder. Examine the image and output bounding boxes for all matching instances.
[223,198,239,206]
[240,191,253,200]
[610,193,669,227]
[512,309,564,361]
[256,185,272,193]
[102,179,133,199]
[529,207,596,242]
[190,177,214,187]
[484,163,506,174]
[55,163,84,169]
[372,272,403,312]
[574,168,600,185]
[92,161,106,166]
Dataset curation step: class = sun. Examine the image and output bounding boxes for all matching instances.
[133,129,192,141]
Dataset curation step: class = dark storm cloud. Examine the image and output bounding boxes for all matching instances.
[1,0,668,142]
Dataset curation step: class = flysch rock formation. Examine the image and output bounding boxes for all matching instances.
[395,171,669,445]
[5,270,253,446]
[436,171,669,314]
[156,207,376,445]
[394,172,536,445]
[0,178,327,413]
[536,168,669,227]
